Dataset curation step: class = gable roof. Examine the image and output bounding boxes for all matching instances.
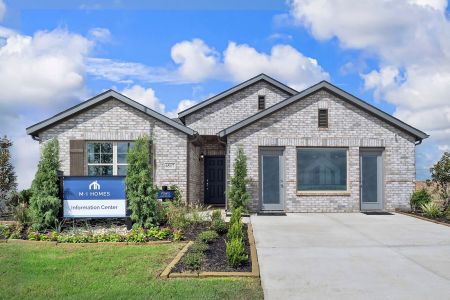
[26,89,196,137]
[218,80,429,141]
[177,73,298,118]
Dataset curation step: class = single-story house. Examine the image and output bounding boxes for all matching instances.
[26,74,428,213]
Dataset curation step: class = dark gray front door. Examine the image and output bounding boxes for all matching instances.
[260,149,284,211]
[360,150,383,210]
[204,156,225,205]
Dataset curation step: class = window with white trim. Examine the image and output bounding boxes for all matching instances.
[86,142,134,176]
[297,148,347,191]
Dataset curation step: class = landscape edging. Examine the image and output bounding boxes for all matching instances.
[396,211,450,227]
[5,239,174,246]
[161,223,260,278]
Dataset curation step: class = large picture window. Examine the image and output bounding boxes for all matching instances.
[297,148,347,191]
[87,142,134,176]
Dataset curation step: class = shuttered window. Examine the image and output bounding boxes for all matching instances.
[86,141,134,176]
[70,140,85,176]
[318,109,328,128]
[258,95,265,110]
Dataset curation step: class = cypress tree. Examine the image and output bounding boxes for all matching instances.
[227,147,251,211]
[29,138,61,230]
[0,136,17,214]
[125,135,158,228]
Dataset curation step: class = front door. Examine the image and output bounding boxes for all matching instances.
[360,150,383,210]
[204,156,225,205]
[260,148,284,211]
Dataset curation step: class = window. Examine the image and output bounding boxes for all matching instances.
[318,109,328,128]
[258,95,265,110]
[297,148,347,191]
[87,142,134,176]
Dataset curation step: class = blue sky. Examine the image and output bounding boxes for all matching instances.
[0,0,449,189]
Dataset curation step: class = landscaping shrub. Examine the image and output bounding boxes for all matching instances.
[410,188,431,211]
[211,210,222,221]
[127,228,147,243]
[227,147,251,211]
[227,221,244,241]
[0,135,17,214]
[126,135,159,228]
[430,152,450,208]
[190,241,209,253]
[230,207,242,225]
[27,230,40,241]
[0,224,11,239]
[169,184,183,206]
[421,202,442,218]
[182,251,204,271]
[226,237,248,268]
[172,229,183,241]
[166,204,189,229]
[29,138,61,230]
[197,230,218,244]
[211,218,228,234]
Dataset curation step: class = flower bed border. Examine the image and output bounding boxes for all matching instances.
[3,239,173,246]
[396,211,450,227]
[160,223,260,278]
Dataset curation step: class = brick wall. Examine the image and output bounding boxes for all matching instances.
[184,81,290,134]
[38,98,189,202]
[227,90,416,212]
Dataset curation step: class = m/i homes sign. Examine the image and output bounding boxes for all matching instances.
[63,176,126,218]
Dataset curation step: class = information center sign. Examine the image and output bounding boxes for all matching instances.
[63,176,126,218]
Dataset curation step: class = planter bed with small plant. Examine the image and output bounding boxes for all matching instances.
[401,186,450,226]
[162,208,259,278]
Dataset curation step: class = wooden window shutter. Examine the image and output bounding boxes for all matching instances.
[70,140,85,175]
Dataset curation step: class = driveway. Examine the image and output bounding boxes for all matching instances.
[251,213,450,300]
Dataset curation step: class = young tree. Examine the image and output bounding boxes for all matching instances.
[430,151,450,207]
[29,138,61,230]
[0,136,17,214]
[227,147,251,211]
[125,135,158,228]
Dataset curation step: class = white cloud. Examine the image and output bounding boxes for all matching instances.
[166,99,197,118]
[120,85,165,113]
[88,27,111,42]
[0,27,91,107]
[0,0,6,21]
[87,38,329,89]
[120,84,197,118]
[224,42,329,90]
[289,0,450,177]
[171,39,220,82]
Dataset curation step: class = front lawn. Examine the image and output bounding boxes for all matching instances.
[0,242,262,300]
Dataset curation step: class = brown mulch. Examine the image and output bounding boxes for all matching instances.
[173,223,252,273]
[407,211,450,225]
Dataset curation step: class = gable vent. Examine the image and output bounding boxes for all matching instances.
[318,109,328,128]
[258,95,265,110]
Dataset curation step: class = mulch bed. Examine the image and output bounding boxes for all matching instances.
[172,223,252,273]
[406,211,450,225]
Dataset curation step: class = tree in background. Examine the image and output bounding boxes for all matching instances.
[227,147,251,211]
[125,135,158,228]
[0,136,17,214]
[29,138,61,230]
[430,151,450,208]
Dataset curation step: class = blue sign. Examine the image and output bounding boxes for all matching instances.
[157,190,175,199]
[63,176,126,218]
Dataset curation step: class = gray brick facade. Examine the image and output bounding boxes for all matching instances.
[38,99,189,201]
[184,81,290,134]
[226,90,416,212]
[29,76,425,213]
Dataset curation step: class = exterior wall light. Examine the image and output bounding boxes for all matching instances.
[199,152,205,160]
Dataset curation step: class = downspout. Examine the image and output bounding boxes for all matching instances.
[31,135,41,142]
[415,139,422,146]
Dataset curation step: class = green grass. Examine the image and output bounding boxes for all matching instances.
[0,242,262,300]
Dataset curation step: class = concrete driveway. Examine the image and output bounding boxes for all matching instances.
[251,213,450,300]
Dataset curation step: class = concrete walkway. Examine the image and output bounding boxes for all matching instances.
[251,213,450,300]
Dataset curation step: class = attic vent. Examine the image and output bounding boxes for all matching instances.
[318,109,328,128]
[258,95,265,110]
